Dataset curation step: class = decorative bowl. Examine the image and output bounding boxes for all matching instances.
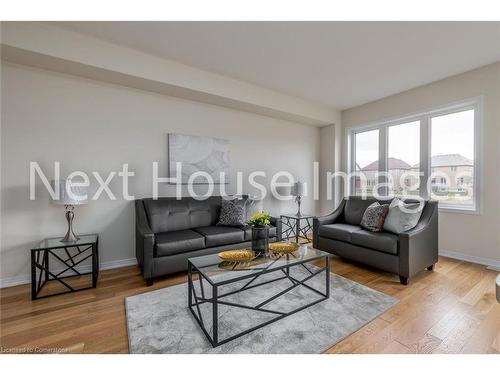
[218,249,256,262]
[268,242,300,253]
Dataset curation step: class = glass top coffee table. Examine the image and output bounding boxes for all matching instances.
[188,246,330,347]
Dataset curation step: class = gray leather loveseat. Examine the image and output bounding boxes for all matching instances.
[135,196,281,285]
[313,196,438,285]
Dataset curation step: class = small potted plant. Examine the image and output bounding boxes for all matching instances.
[249,212,271,227]
[249,212,271,256]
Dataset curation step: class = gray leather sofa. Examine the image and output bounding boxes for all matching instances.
[313,196,438,285]
[135,196,282,285]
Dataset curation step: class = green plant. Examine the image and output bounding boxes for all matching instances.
[249,212,271,227]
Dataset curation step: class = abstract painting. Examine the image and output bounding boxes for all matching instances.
[168,133,230,183]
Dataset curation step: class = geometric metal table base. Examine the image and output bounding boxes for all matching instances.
[188,252,330,347]
[281,214,314,243]
[30,234,99,300]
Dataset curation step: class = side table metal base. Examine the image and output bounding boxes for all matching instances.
[281,215,313,243]
[31,236,99,300]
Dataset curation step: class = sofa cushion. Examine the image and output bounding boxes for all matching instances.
[318,223,362,242]
[155,229,206,257]
[243,225,277,241]
[344,198,378,225]
[143,196,221,233]
[193,226,245,247]
[350,229,398,255]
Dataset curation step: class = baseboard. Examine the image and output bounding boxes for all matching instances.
[439,249,500,269]
[2,250,496,289]
[99,257,138,271]
[0,257,138,289]
[0,274,31,289]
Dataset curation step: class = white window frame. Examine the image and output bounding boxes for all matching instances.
[345,96,483,214]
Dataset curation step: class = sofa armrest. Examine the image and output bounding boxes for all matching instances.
[398,201,439,278]
[135,200,155,280]
[316,200,346,226]
[270,216,282,241]
[313,200,346,247]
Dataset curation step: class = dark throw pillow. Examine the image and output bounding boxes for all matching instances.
[216,198,246,226]
[360,202,390,232]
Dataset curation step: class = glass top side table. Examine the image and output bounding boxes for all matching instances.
[280,214,314,243]
[30,234,99,300]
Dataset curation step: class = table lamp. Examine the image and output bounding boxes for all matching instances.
[52,180,88,242]
[291,181,305,217]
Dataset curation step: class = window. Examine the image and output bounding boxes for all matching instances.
[353,129,379,196]
[348,98,480,212]
[387,121,420,197]
[431,109,475,209]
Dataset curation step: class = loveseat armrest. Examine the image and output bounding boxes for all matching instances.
[135,200,155,281]
[270,216,282,241]
[398,201,439,278]
[313,199,346,247]
[315,200,346,226]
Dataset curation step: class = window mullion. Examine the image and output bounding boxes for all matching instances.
[349,131,356,196]
[378,126,388,196]
[420,115,430,200]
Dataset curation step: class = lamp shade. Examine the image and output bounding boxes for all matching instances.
[291,181,305,197]
[51,180,88,205]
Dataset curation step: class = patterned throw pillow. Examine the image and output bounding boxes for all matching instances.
[217,198,246,227]
[360,202,390,232]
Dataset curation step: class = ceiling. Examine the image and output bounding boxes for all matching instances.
[51,22,500,110]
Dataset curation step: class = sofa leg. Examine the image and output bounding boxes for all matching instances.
[146,278,153,286]
[399,276,409,285]
[427,264,435,271]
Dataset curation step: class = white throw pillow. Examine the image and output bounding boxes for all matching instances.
[383,198,424,234]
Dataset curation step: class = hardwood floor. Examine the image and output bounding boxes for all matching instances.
[0,255,498,354]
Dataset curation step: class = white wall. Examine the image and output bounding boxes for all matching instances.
[2,22,339,126]
[341,62,500,265]
[0,62,322,284]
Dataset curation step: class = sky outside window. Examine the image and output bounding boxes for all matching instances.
[388,121,420,166]
[354,111,474,169]
[431,109,474,160]
[354,129,378,169]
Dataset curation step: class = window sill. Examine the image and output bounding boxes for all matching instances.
[438,206,480,215]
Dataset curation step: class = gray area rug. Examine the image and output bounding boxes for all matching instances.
[125,266,398,353]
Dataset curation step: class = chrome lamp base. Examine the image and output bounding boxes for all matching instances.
[61,205,80,243]
[295,195,302,217]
